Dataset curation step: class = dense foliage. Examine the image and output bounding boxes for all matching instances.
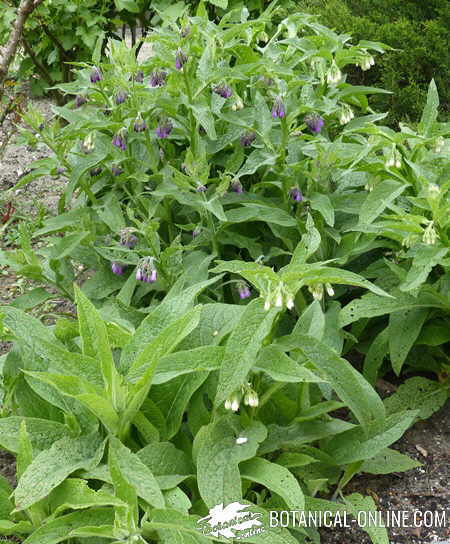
[298,0,450,124]
[0,5,449,544]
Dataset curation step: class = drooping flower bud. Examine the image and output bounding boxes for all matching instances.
[289,187,303,202]
[133,114,147,133]
[112,262,125,275]
[423,221,438,245]
[175,49,188,70]
[231,179,243,194]
[272,96,285,119]
[260,75,274,86]
[155,120,173,139]
[244,390,259,407]
[339,104,354,125]
[133,70,144,83]
[115,90,128,105]
[231,97,244,111]
[149,70,167,88]
[120,228,138,248]
[180,24,190,38]
[240,131,256,147]
[75,95,87,108]
[136,257,158,283]
[213,83,233,99]
[81,132,95,154]
[359,53,375,71]
[111,165,123,176]
[192,226,201,238]
[305,113,324,134]
[224,392,241,412]
[325,283,335,297]
[196,184,207,193]
[112,129,127,151]
[237,282,251,300]
[90,66,102,83]
[309,284,324,301]
[326,60,341,84]
[90,166,102,177]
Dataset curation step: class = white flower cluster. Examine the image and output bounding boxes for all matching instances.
[224,384,259,413]
[385,145,402,169]
[422,221,438,245]
[339,104,354,125]
[359,52,375,71]
[308,283,334,301]
[326,60,342,85]
[263,282,295,311]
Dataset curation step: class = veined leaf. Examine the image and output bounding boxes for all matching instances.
[15,434,105,511]
[0,417,69,454]
[361,448,421,475]
[196,416,267,507]
[214,299,279,407]
[388,308,428,374]
[240,457,305,509]
[297,334,385,428]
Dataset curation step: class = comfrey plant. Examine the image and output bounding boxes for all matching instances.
[1,279,447,544]
[3,9,450,384]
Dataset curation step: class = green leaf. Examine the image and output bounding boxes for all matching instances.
[309,193,334,226]
[10,288,54,310]
[48,478,124,515]
[255,346,324,383]
[259,419,355,455]
[388,308,428,374]
[361,448,421,475]
[143,509,211,543]
[0,417,69,453]
[237,150,277,177]
[225,203,297,228]
[137,442,195,490]
[74,285,118,394]
[384,377,448,420]
[240,457,305,509]
[358,180,406,225]
[327,411,418,464]
[344,494,389,544]
[207,0,228,9]
[400,246,448,292]
[418,79,439,136]
[214,299,279,407]
[49,232,89,260]
[15,434,105,511]
[196,416,267,507]
[281,266,391,298]
[153,346,223,384]
[297,334,385,428]
[22,508,114,544]
[109,437,165,508]
[152,372,209,439]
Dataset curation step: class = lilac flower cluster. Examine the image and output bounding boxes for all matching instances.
[136,257,157,283]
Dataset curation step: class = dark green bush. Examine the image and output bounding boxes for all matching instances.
[297,0,450,125]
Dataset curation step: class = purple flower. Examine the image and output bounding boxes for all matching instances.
[111,165,123,176]
[231,179,243,194]
[305,113,324,134]
[115,90,128,105]
[175,49,188,70]
[136,257,157,283]
[289,187,303,202]
[237,282,251,300]
[112,262,125,275]
[192,226,201,237]
[181,24,190,38]
[149,70,167,87]
[120,228,138,248]
[260,75,274,86]
[196,184,207,193]
[213,83,233,99]
[75,95,87,108]
[56,166,66,175]
[240,131,256,147]
[90,66,102,83]
[112,130,127,151]
[134,70,144,83]
[272,96,285,119]
[90,166,102,177]
[134,115,147,132]
[156,120,173,139]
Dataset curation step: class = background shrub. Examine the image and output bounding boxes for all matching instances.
[297,0,450,125]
